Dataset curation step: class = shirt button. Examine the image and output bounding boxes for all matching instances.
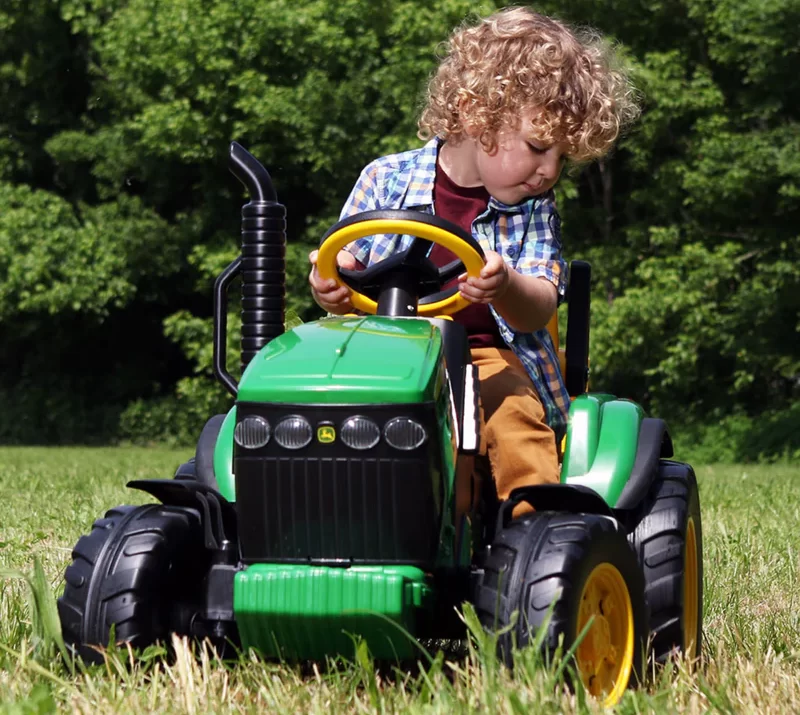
[506,245,518,257]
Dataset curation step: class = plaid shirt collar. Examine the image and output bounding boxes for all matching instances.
[395,138,532,216]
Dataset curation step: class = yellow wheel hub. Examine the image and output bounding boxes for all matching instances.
[576,563,635,707]
[684,516,700,659]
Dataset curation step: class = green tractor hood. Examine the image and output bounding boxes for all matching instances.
[236,316,444,405]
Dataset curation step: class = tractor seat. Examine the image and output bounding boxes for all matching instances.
[547,260,591,398]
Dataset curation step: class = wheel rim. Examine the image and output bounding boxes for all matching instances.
[575,562,635,707]
[684,516,700,658]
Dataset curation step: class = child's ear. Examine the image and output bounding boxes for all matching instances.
[455,95,481,138]
[462,121,481,139]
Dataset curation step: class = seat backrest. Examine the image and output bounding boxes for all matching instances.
[547,261,591,397]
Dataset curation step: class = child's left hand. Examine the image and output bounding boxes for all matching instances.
[458,250,510,304]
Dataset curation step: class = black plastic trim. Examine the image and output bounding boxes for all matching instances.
[213,257,241,396]
[496,483,615,538]
[426,317,470,432]
[127,479,237,553]
[615,418,674,509]
[565,260,591,396]
[196,414,226,489]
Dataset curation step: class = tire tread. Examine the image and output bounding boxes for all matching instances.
[58,504,204,662]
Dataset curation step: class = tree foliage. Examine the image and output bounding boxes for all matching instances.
[546,0,800,424]
[0,0,797,452]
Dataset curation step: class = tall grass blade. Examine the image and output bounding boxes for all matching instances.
[0,557,71,671]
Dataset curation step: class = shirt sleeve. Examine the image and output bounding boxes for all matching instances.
[338,161,382,266]
[515,192,568,302]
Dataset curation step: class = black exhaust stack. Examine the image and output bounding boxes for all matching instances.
[214,142,287,396]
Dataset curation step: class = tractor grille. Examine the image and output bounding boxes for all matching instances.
[235,455,441,565]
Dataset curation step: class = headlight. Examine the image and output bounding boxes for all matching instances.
[274,415,313,450]
[234,415,271,449]
[340,416,381,450]
[384,417,427,450]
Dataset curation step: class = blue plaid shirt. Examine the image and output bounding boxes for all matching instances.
[340,138,570,435]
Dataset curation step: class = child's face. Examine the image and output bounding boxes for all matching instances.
[474,122,567,205]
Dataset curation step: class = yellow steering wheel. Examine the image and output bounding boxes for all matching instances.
[317,210,486,317]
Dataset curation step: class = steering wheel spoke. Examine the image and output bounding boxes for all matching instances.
[404,236,436,264]
[438,258,465,284]
[338,252,406,291]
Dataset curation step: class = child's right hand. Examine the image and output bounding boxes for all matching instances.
[308,249,358,314]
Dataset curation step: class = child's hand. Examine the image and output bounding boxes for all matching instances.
[308,249,358,314]
[458,250,510,304]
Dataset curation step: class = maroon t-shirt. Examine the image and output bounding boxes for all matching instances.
[430,160,505,348]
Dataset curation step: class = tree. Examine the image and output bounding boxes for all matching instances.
[539,0,800,429]
[0,0,796,453]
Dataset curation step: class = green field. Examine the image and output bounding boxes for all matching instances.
[0,447,798,713]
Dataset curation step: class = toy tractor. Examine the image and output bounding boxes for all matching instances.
[58,143,703,706]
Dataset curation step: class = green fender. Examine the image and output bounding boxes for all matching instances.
[561,394,644,507]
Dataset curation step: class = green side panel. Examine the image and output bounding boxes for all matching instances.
[236,317,443,405]
[435,376,458,567]
[213,406,236,502]
[457,515,472,567]
[562,397,644,506]
[234,564,432,660]
[561,393,616,479]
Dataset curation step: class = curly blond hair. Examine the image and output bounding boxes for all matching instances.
[418,7,640,161]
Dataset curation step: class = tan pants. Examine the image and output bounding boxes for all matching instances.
[472,347,560,516]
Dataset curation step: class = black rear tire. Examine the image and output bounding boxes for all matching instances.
[173,415,225,489]
[174,458,197,480]
[195,414,226,489]
[629,460,703,663]
[473,513,648,705]
[58,504,208,662]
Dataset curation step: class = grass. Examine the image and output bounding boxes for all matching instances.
[0,448,799,712]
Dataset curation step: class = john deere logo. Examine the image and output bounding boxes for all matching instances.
[317,425,336,444]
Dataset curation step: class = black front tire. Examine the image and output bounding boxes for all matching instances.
[58,504,208,662]
[473,513,649,705]
[629,460,703,663]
